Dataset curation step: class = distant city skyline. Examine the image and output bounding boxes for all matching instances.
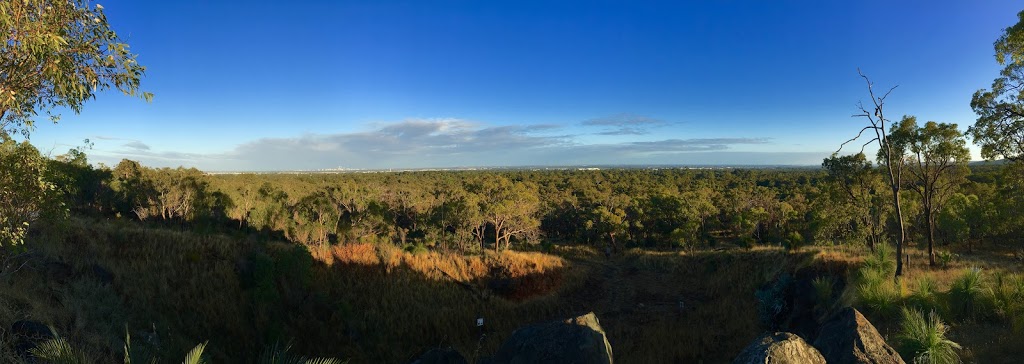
[24,1,1019,171]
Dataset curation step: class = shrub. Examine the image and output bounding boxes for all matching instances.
[856,250,904,317]
[897,307,961,364]
[949,267,986,321]
[863,243,896,278]
[936,251,956,268]
[909,276,940,313]
[404,242,428,256]
[812,276,836,309]
[989,273,1024,332]
[0,136,65,247]
[857,275,902,317]
[783,231,805,251]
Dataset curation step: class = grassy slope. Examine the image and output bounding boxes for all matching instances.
[3,217,1022,363]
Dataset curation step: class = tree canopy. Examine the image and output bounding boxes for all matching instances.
[970,10,1024,161]
[0,0,151,137]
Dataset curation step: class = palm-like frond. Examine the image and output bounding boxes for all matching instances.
[898,307,962,364]
[258,342,345,364]
[303,359,345,364]
[182,342,208,364]
[29,337,90,364]
[124,330,132,364]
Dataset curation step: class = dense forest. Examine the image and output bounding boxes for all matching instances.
[13,153,1024,259]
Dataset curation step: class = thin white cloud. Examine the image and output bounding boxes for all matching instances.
[581,113,678,135]
[122,141,151,151]
[84,118,820,170]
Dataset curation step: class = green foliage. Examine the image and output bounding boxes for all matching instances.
[970,10,1024,161]
[897,307,962,364]
[988,273,1024,332]
[258,342,346,364]
[182,342,208,364]
[949,267,987,321]
[893,117,971,266]
[0,0,151,137]
[909,276,940,313]
[0,135,64,247]
[811,276,836,310]
[938,194,977,246]
[30,336,91,364]
[856,244,903,316]
[405,242,429,256]
[863,243,897,278]
[782,231,805,251]
[935,251,956,268]
[819,153,887,248]
[857,268,902,317]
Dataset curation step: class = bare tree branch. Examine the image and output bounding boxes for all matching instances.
[859,137,880,154]
[837,125,881,154]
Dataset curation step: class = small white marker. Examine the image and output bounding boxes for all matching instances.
[477,318,484,327]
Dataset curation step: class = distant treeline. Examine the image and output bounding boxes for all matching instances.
[43,151,1024,253]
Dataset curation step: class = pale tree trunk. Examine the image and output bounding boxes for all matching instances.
[891,184,905,277]
[926,205,936,266]
[844,70,906,280]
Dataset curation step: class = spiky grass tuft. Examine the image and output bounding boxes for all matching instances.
[30,336,91,364]
[897,307,962,364]
[949,267,986,321]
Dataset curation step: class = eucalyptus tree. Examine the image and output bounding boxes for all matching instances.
[474,176,541,251]
[970,10,1024,162]
[822,153,887,251]
[1,0,149,248]
[0,0,151,136]
[894,118,970,265]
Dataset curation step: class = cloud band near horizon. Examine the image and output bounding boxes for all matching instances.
[81,117,828,171]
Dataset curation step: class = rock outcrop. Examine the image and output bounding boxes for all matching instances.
[813,307,905,364]
[733,332,826,364]
[11,320,54,361]
[490,311,613,364]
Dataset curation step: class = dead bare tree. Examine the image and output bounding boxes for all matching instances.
[839,69,908,279]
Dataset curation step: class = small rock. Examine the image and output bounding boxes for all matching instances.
[734,332,826,364]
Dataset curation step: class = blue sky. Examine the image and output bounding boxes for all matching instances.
[25,0,1020,170]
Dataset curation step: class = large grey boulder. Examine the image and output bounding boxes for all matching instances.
[813,307,905,364]
[734,332,826,364]
[491,312,613,364]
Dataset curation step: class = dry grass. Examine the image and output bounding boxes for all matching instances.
[1,218,254,362]
[7,218,1024,363]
